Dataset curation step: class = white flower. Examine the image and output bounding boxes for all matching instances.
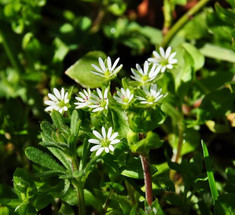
[91,56,123,79]
[89,88,109,112]
[131,61,161,84]
[44,88,69,114]
[113,88,134,105]
[136,84,164,105]
[148,47,177,73]
[74,88,92,109]
[89,127,120,156]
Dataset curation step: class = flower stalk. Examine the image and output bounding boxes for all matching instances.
[140,154,153,206]
[161,0,211,47]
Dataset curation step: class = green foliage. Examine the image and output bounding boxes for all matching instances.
[1,0,235,214]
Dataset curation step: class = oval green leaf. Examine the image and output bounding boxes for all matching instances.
[65,51,106,88]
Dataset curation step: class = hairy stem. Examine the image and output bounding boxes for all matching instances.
[161,0,211,47]
[140,154,153,206]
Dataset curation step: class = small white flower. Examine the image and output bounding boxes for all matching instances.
[148,47,177,73]
[44,88,69,114]
[89,127,120,156]
[113,88,134,105]
[91,56,123,79]
[136,84,164,105]
[74,88,92,109]
[89,88,109,112]
[131,61,161,84]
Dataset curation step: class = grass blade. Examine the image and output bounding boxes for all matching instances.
[201,140,219,204]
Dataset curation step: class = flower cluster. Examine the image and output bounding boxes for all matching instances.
[44,48,177,156]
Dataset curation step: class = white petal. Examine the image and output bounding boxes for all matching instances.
[110,139,120,144]
[169,59,177,64]
[101,127,106,138]
[90,145,101,152]
[110,132,118,141]
[165,47,172,58]
[61,88,65,100]
[107,56,112,71]
[91,71,105,77]
[92,107,103,112]
[45,100,56,105]
[143,61,149,75]
[109,145,114,151]
[104,88,109,99]
[45,106,54,112]
[169,52,176,60]
[48,93,58,102]
[93,130,103,139]
[92,64,104,73]
[159,47,165,58]
[113,64,122,75]
[111,57,120,71]
[107,127,112,139]
[97,88,103,99]
[98,57,106,71]
[166,64,173,69]
[161,66,166,73]
[136,64,144,75]
[88,139,100,144]
[105,147,109,153]
[53,88,61,100]
[96,147,104,156]
[152,51,161,60]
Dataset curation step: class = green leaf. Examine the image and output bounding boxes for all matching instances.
[13,168,36,199]
[201,140,219,204]
[33,193,53,211]
[0,184,20,208]
[70,110,80,136]
[111,108,130,138]
[51,111,64,128]
[128,107,165,132]
[215,194,235,215]
[59,203,75,215]
[25,147,65,172]
[47,147,72,170]
[0,206,12,215]
[200,43,235,63]
[129,131,162,155]
[39,141,69,151]
[41,121,54,137]
[121,157,144,179]
[197,88,234,121]
[65,51,106,88]
[182,43,205,71]
[14,202,36,215]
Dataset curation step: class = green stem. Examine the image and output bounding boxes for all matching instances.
[0,21,24,74]
[161,0,211,47]
[162,0,173,36]
[74,181,86,215]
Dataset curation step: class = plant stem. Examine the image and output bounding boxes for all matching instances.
[74,182,86,215]
[0,21,24,74]
[161,0,211,47]
[140,154,153,206]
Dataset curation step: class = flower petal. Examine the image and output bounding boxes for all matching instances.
[96,147,104,156]
[90,145,101,152]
